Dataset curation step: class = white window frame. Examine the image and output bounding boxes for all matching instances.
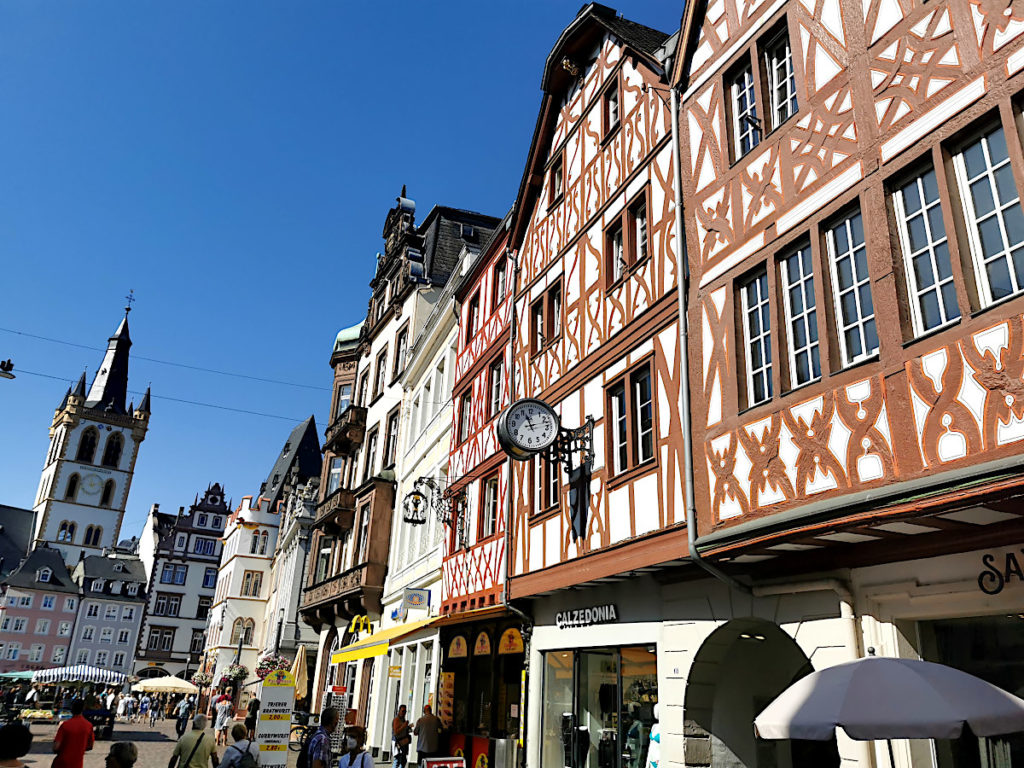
[953,122,1024,307]
[826,209,878,367]
[75,649,89,664]
[610,382,628,475]
[52,646,66,664]
[58,621,72,637]
[780,244,821,388]
[730,62,760,158]
[482,475,499,540]
[764,28,797,129]
[893,167,960,336]
[741,270,774,406]
[41,595,55,610]
[118,629,130,644]
[28,644,44,663]
[35,619,50,635]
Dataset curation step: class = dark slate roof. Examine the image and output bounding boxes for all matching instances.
[0,506,33,579]
[84,314,132,414]
[259,416,323,508]
[453,209,513,298]
[418,206,501,286]
[2,546,78,594]
[599,8,671,57]
[78,555,147,583]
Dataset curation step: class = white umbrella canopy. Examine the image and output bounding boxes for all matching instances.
[131,675,199,694]
[755,656,1024,741]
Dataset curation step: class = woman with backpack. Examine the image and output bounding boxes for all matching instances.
[339,727,371,768]
[217,724,259,768]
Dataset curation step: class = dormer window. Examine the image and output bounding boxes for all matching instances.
[110,581,122,594]
[198,514,208,527]
[213,516,222,529]
[176,535,185,549]
[113,563,124,573]
[126,584,139,596]
[36,568,52,584]
[92,579,105,592]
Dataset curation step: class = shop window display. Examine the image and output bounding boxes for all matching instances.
[542,646,658,768]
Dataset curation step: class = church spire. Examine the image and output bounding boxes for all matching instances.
[84,310,132,413]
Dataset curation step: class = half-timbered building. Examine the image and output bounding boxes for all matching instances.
[502,7,681,768]
[670,0,1024,764]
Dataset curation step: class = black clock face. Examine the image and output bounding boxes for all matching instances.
[506,400,559,452]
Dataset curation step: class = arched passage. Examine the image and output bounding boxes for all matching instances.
[684,617,840,768]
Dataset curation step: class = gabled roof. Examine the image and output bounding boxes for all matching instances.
[2,546,78,594]
[0,506,33,579]
[77,555,147,584]
[259,416,322,509]
[671,0,707,88]
[509,4,671,250]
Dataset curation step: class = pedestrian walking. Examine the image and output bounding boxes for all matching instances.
[140,694,152,726]
[51,699,95,768]
[104,743,138,768]
[391,705,411,768]
[168,714,219,768]
[149,696,159,728]
[0,721,33,768]
[175,696,194,738]
[214,697,232,746]
[340,727,372,768]
[244,698,259,741]
[413,705,441,763]
[305,707,339,768]
[217,724,258,768]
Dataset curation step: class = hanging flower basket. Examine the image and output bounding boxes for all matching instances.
[224,664,248,683]
[255,654,292,681]
[191,672,212,687]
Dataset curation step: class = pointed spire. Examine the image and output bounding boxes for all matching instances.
[57,386,71,411]
[138,386,151,414]
[84,312,133,413]
[73,372,87,398]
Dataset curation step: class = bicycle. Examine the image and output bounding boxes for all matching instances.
[289,722,318,752]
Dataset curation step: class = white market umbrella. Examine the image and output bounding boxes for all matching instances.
[131,675,199,695]
[754,656,1024,741]
[33,664,127,686]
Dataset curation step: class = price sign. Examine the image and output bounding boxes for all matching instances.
[255,670,296,768]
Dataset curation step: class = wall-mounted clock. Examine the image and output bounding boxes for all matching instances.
[82,474,102,495]
[496,398,561,461]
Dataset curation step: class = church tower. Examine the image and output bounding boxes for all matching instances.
[31,309,151,563]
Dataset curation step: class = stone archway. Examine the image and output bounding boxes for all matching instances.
[683,617,840,768]
[136,667,170,679]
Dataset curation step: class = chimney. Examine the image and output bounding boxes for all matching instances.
[179,506,185,515]
[150,503,160,515]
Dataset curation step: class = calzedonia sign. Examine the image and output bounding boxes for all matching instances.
[555,604,618,629]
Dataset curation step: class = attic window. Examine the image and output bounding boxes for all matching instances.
[127,584,139,596]
[113,563,124,573]
[549,155,564,207]
[92,579,105,592]
[460,223,475,238]
[37,568,52,583]
[603,80,620,137]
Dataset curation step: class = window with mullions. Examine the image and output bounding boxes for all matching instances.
[780,244,821,387]
[893,167,960,335]
[954,122,1024,306]
[764,29,797,129]
[607,363,655,476]
[741,270,773,406]
[826,209,878,366]
[730,62,760,158]
[534,454,559,511]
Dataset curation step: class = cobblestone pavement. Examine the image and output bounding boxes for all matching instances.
[19,718,305,768]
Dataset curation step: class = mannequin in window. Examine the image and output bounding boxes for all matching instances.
[645,704,660,768]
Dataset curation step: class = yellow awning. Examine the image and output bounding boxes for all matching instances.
[330,617,437,664]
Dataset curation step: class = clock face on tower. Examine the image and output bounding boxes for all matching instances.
[82,474,102,495]
[497,398,561,461]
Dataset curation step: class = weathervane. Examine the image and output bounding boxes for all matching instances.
[125,289,135,315]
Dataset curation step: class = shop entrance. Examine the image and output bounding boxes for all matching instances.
[919,614,1024,767]
[683,618,839,768]
[541,646,658,768]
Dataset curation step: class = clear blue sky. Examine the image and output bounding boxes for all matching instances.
[0,1,682,538]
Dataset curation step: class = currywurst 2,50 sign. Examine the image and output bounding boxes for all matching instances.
[555,604,618,629]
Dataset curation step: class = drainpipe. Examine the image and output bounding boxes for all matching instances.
[671,84,750,596]
[502,247,533,768]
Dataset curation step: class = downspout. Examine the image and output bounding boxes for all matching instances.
[671,85,751,596]
[502,247,533,768]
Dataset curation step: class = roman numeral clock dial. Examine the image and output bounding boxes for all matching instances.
[496,398,561,461]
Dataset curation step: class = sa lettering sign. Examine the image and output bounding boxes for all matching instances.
[978,550,1024,595]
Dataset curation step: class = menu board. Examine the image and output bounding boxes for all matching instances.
[255,670,296,768]
[439,671,455,727]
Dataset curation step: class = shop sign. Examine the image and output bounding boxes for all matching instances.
[255,669,295,768]
[448,635,468,659]
[498,628,524,655]
[389,665,402,679]
[978,551,1024,594]
[473,632,491,656]
[423,761,465,768]
[555,603,618,629]
[439,672,455,727]
[403,588,431,610]
[330,686,347,695]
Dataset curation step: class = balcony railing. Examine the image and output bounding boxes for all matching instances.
[323,405,367,454]
[314,486,356,533]
[300,562,370,611]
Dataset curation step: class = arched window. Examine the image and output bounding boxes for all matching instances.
[100,480,115,508]
[259,532,268,555]
[37,568,52,583]
[76,428,98,463]
[230,618,244,645]
[243,619,255,645]
[57,521,76,543]
[250,532,259,554]
[83,526,103,547]
[64,474,79,501]
[101,433,123,468]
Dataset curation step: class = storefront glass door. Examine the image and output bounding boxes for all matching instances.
[542,647,658,768]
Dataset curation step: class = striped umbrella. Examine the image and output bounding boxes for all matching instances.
[33,664,127,685]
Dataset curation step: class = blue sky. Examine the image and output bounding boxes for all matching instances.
[0,0,682,537]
